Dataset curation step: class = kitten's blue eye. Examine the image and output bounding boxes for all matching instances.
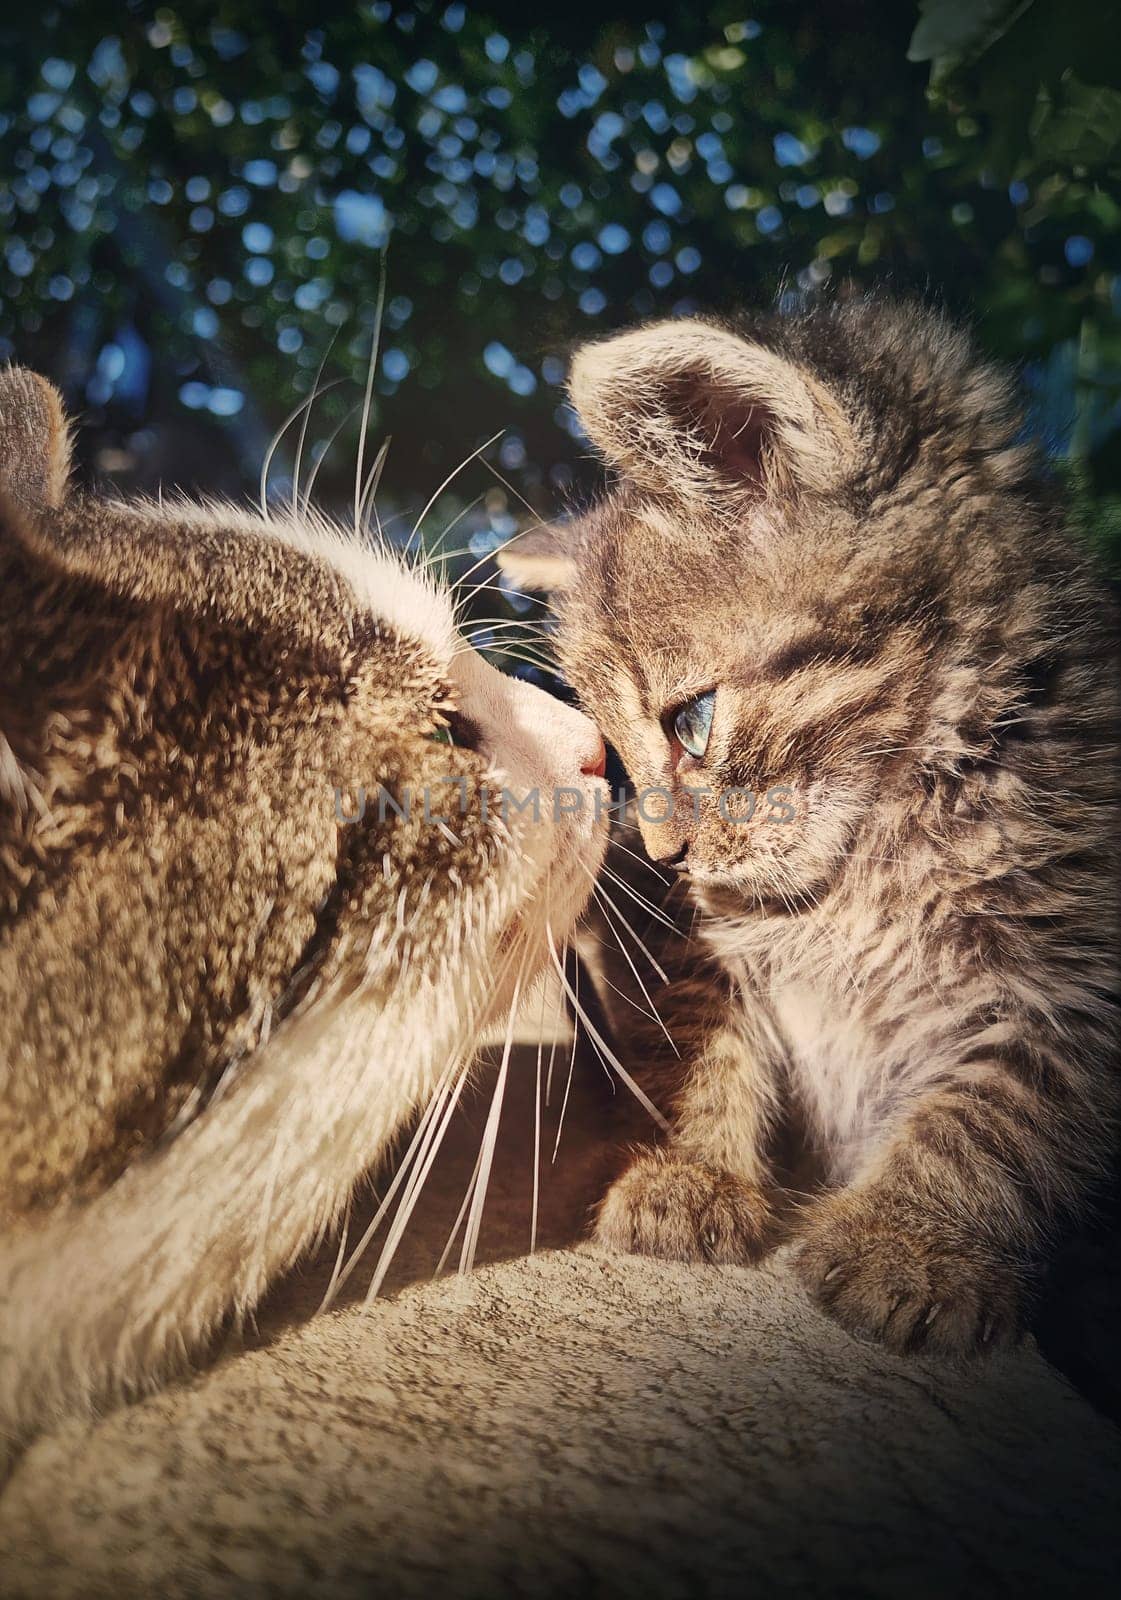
[673,691,716,761]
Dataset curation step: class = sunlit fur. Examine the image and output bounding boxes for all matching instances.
[505,299,1120,1357]
[0,366,607,1452]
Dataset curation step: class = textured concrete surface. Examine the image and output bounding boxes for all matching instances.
[1,1047,1119,1599]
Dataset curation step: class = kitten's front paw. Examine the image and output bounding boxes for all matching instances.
[796,1190,1029,1357]
[593,1152,770,1265]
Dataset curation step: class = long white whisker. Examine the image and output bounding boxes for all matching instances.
[577,934,671,1023]
[479,455,545,523]
[415,494,488,577]
[301,399,364,516]
[591,884,680,1058]
[321,1056,457,1310]
[598,862,681,934]
[320,1197,352,1311]
[470,644,553,672]
[361,1054,473,1304]
[461,615,550,636]
[531,967,547,1255]
[434,1136,486,1276]
[605,836,673,886]
[458,950,529,1277]
[410,431,505,562]
[585,877,672,984]
[546,925,670,1131]
[428,931,534,1277]
[358,434,392,542]
[453,519,546,591]
[544,976,562,1107]
[551,940,580,1162]
[353,253,388,533]
[291,326,340,512]
[259,379,346,519]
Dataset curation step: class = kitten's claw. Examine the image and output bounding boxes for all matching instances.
[795,1187,1028,1358]
[593,1152,770,1266]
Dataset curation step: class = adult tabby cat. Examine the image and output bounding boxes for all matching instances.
[501,299,1119,1357]
[0,366,607,1449]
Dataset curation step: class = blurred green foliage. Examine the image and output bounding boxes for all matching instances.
[0,0,1118,575]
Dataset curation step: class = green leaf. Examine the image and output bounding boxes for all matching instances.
[908,0,1035,69]
[1031,73,1121,166]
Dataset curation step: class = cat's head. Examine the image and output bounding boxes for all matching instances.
[501,301,1045,904]
[0,366,607,1210]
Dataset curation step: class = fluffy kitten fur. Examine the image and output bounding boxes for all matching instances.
[0,367,607,1452]
[502,299,1120,1357]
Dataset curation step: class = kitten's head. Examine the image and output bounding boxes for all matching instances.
[501,300,1051,905]
[0,366,607,1210]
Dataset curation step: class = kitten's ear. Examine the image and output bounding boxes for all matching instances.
[0,366,73,516]
[569,319,857,503]
[495,525,577,594]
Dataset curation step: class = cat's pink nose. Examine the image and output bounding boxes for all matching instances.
[581,737,607,779]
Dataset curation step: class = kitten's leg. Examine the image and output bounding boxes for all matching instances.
[795,1039,1110,1356]
[593,975,782,1265]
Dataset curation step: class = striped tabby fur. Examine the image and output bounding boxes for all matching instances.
[502,299,1120,1356]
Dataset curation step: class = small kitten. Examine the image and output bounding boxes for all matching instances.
[501,299,1120,1357]
[0,366,607,1449]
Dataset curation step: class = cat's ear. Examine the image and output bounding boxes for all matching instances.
[569,319,857,503]
[0,366,73,518]
[0,384,356,662]
[495,525,577,594]
[11,493,361,663]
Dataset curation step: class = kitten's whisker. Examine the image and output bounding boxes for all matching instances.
[598,862,681,934]
[479,455,546,524]
[585,876,673,984]
[601,814,647,836]
[461,615,549,635]
[551,939,581,1161]
[590,882,680,1057]
[575,927,676,1023]
[452,572,539,611]
[604,836,673,885]
[458,644,553,674]
[462,627,551,656]
[544,965,563,1107]
[434,1138,486,1277]
[546,927,671,1132]
[451,520,554,616]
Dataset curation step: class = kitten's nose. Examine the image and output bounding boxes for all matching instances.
[581,736,607,779]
